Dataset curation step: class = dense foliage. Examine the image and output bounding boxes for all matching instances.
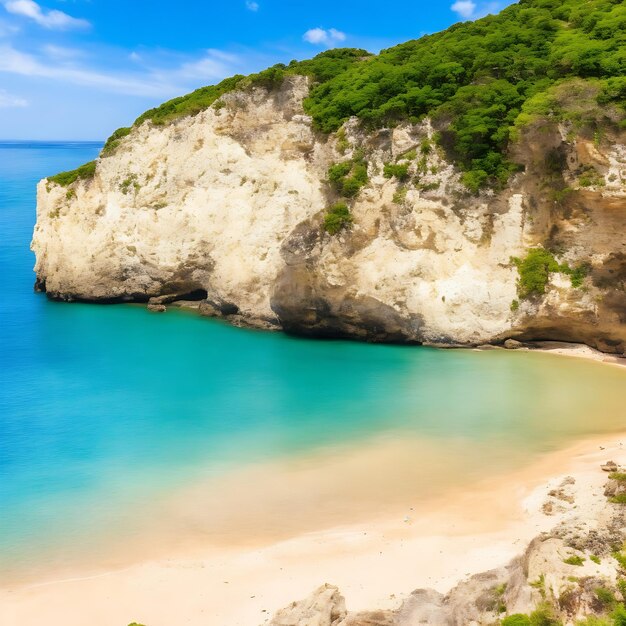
[51,0,625,189]
[303,0,625,188]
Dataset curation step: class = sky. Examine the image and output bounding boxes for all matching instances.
[0,0,514,140]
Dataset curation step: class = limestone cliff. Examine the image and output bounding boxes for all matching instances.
[31,76,626,353]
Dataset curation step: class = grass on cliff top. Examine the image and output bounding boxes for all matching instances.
[50,0,626,190]
[133,48,370,128]
[47,160,97,187]
[101,126,131,157]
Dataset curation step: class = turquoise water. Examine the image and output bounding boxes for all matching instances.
[1,143,625,580]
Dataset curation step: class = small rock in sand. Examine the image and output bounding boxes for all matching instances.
[601,461,618,472]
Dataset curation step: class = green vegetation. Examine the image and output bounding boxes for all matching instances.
[530,574,547,596]
[120,174,140,195]
[134,74,248,127]
[614,546,626,570]
[47,161,97,187]
[101,126,131,157]
[591,555,602,564]
[383,162,410,181]
[417,180,441,191]
[302,0,626,189]
[52,0,626,188]
[563,555,586,566]
[133,48,369,129]
[494,583,508,613]
[512,248,590,298]
[596,587,617,609]
[503,613,532,625]
[512,249,561,298]
[501,603,562,625]
[612,605,626,626]
[609,473,626,482]
[335,128,350,154]
[393,187,408,204]
[398,149,417,161]
[566,262,590,288]
[579,165,605,187]
[327,156,368,198]
[323,202,353,234]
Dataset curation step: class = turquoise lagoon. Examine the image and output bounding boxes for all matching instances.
[0,142,625,581]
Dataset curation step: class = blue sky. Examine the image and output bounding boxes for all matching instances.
[0,0,513,140]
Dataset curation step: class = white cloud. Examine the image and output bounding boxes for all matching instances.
[0,44,178,97]
[0,88,27,107]
[451,0,477,18]
[245,1,259,11]
[303,27,346,47]
[166,49,241,81]
[3,0,90,30]
[0,44,246,98]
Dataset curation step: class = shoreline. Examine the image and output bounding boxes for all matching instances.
[1,433,625,626]
[515,340,626,369]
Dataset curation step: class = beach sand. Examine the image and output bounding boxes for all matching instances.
[510,341,626,368]
[1,432,624,626]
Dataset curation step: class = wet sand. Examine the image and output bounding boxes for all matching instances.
[1,433,624,626]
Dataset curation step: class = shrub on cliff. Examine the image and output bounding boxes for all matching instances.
[383,163,410,181]
[511,249,561,298]
[101,127,131,157]
[502,615,531,626]
[511,249,590,298]
[327,157,368,198]
[323,202,353,235]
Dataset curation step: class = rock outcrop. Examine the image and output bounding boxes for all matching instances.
[32,77,626,352]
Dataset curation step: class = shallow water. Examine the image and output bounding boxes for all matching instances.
[1,142,625,581]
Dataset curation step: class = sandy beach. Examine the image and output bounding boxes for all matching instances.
[1,430,624,626]
[525,341,626,369]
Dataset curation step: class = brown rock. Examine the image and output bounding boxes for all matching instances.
[270,584,347,626]
[147,303,166,313]
[601,461,618,472]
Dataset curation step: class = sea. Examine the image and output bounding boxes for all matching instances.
[1,141,625,582]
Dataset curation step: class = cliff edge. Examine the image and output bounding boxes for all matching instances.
[31,0,626,352]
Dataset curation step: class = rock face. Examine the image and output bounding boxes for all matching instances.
[270,584,347,626]
[32,77,626,352]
